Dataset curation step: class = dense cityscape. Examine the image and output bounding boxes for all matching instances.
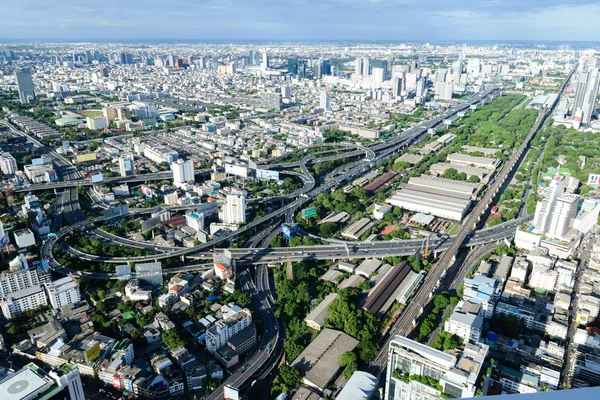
[0,18,599,400]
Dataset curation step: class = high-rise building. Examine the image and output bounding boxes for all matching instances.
[385,336,488,400]
[261,52,269,71]
[287,58,298,74]
[372,67,385,85]
[0,152,18,175]
[0,285,47,319]
[0,267,40,299]
[355,57,364,76]
[44,276,81,309]
[172,158,194,186]
[119,153,136,178]
[546,193,580,240]
[416,79,426,99]
[224,191,247,225]
[298,59,307,79]
[205,306,252,353]
[185,210,205,233]
[392,77,403,97]
[534,175,565,234]
[320,91,331,111]
[0,362,85,400]
[260,91,282,111]
[572,58,600,125]
[15,68,35,104]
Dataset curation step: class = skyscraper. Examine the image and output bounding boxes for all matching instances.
[393,77,403,98]
[298,60,307,79]
[534,175,565,235]
[224,191,247,225]
[372,67,385,85]
[261,52,269,71]
[546,193,580,240]
[287,58,298,74]
[0,152,18,175]
[355,57,363,76]
[172,158,194,186]
[320,91,331,111]
[15,68,35,104]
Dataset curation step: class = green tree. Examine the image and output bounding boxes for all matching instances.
[340,351,358,379]
[162,329,185,350]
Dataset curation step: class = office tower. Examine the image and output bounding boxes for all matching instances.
[435,82,453,101]
[321,59,331,75]
[100,67,109,77]
[546,193,580,240]
[261,52,269,71]
[392,77,403,97]
[372,67,385,85]
[0,152,18,174]
[172,158,194,186]
[287,58,298,74]
[119,153,136,178]
[15,68,35,104]
[313,62,322,79]
[355,57,363,75]
[120,52,133,65]
[416,79,425,98]
[281,86,291,98]
[4,49,15,61]
[572,60,600,125]
[363,57,371,75]
[452,60,464,75]
[534,175,565,234]
[320,91,331,111]
[385,336,488,400]
[167,54,176,66]
[135,262,163,287]
[186,210,205,232]
[298,59,307,78]
[224,191,247,224]
[249,50,256,66]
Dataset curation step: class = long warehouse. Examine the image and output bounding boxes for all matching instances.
[429,163,490,180]
[386,176,473,221]
[408,175,480,199]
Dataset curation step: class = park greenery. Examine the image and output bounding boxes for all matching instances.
[416,291,459,342]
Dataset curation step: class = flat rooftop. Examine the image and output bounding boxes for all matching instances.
[0,363,57,400]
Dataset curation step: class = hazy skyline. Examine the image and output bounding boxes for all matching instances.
[1,0,599,42]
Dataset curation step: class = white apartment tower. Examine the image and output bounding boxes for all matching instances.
[385,336,488,400]
[546,193,580,240]
[44,276,81,309]
[223,191,247,225]
[0,267,40,299]
[205,307,252,353]
[0,152,18,175]
[534,175,565,234]
[320,91,331,111]
[172,158,194,187]
[118,153,136,178]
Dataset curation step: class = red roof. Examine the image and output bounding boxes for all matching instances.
[380,226,398,236]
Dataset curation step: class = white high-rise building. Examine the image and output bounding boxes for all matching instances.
[185,211,205,233]
[15,68,36,104]
[392,77,403,97]
[223,191,247,225]
[118,153,136,178]
[320,91,331,111]
[534,175,565,234]
[546,193,580,240]
[172,158,194,187]
[385,336,488,400]
[261,52,269,71]
[205,306,252,353]
[44,276,81,309]
[355,58,363,76]
[0,267,40,299]
[0,285,47,319]
[372,67,385,85]
[0,152,18,175]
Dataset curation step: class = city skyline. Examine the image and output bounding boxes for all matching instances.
[1,0,600,42]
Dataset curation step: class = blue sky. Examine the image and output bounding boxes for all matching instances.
[1,0,599,42]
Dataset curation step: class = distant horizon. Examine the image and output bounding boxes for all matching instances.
[2,1,600,44]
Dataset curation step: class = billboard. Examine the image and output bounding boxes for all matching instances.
[470,104,477,110]
[224,386,239,400]
[141,216,162,233]
[31,157,44,166]
[141,185,154,198]
[588,174,600,186]
[115,264,132,280]
[225,164,249,178]
[301,207,317,219]
[457,111,465,117]
[256,169,280,181]
[77,153,97,163]
[91,173,103,183]
[85,342,101,362]
[103,205,130,221]
[197,229,208,243]
[281,223,299,240]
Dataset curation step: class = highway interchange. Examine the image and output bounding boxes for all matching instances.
[3,83,524,397]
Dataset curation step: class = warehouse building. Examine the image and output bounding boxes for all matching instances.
[386,176,473,221]
[342,218,375,240]
[429,163,489,180]
[447,153,500,170]
[305,293,340,331]
[362,263,412,316]
[292,328,359,391]
[408,175,479,199]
